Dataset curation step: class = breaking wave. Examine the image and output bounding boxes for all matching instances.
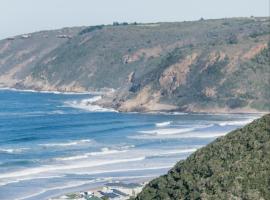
[140,128,195,135]
[155,121,171,127]
[0,175,65,187]
[65,96,117,112]
[218,119,255,126]
[88,147,127,156]
[39,139,92,147]
[0,156,146,180]
[130,131,227,140]
[55,148,128,161]
[0,148,29,154]
[73,165,172,176]
[14,180,96,200]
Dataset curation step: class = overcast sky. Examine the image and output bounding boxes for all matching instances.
[0,0,269,39]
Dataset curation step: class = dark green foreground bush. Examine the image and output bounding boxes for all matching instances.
[134,114,270,200]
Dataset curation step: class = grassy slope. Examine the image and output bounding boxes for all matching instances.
[0,27,83,83]
[175,43,270,111]
[0,17,269,111]
[30,18,269,111]
[134,114,270,200]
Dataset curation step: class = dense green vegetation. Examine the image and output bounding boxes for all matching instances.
[133,114,270,200]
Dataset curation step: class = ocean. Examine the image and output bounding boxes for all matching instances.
[0,89,261,200]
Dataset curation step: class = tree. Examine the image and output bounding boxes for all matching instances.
[227,33,238,44]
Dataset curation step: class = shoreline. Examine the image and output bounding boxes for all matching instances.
[1,87,269,115]
[0,87,102,95]
[0,91,266,200]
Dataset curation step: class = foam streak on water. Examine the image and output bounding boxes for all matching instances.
[0,90,262,200]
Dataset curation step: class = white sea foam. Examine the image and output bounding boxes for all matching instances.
[73,165,173,176]
[89,148,127,156]
[218,119,255,126]
[130,131,227,140]
[139,123,218,136]
[55,155,90,161]
[0,165,169,187]
[65,96,117,112]
[184,132,227,138]
[0,156,146,179]
[39,139,92,147]
[140,128,195,135]
[55,148,128,161]
[120,145,135,150]
[15,180,96,200]
[0,175,65,187]
[0,148,29,154]
[155,121,171,127]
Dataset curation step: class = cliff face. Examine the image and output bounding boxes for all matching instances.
[0,17,269,112]
[134,114,270,200]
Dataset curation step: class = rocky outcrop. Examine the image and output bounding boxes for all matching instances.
[159,53,198,92]
[118,85,177,112]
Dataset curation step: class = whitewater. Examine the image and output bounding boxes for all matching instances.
[0,89,261,200]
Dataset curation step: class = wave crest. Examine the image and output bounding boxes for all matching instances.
[130,131,227,140]
[0,156,146,180]
[218,119,254,126]
[55,147,129,161]
[155,121,171,127]
[140,128,195,135]
[65,96,117,112]
[39,139,92,147]
[0,148,29,154]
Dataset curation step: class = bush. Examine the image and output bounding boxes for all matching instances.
[79,25,104,35]
[227,33,238,44]
[226,98,247,109]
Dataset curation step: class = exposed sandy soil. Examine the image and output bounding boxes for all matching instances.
[159,53,198,91]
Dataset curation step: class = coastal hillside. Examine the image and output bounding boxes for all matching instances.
[133,114,270,200]
[0,27,83,88]
[0,17,269,112]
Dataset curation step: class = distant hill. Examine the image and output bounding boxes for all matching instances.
[0,17,269,112]
[133,114,270,200]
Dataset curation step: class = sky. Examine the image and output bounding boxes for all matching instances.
[0,0,269,39]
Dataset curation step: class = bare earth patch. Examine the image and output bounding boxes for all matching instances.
[159,53,198,91]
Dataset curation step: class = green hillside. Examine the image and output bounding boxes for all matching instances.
[134,114,270,200]
[0,17,269,112]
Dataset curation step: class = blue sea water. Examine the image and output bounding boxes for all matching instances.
[0,89,261,200]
